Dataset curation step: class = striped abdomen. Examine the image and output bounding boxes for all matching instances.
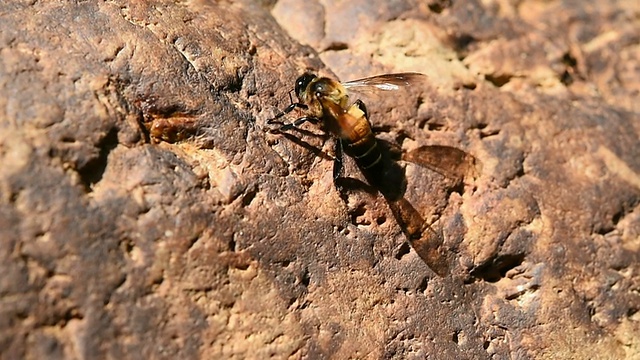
[343,131,382,173]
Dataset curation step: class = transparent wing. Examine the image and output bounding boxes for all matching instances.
[342,73,428,92]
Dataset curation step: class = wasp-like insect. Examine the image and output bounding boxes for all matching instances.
[268,72,478,275]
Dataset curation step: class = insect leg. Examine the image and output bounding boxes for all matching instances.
[268,89,309,124]
[354,99,369,120]
[333,138,344,181]
[278,116,320,131]
[267,102,309,123]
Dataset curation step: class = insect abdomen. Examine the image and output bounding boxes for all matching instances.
[344,134,383,173]
[339,101,384,177]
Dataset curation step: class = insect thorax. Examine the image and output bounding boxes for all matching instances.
[311,78,348,109]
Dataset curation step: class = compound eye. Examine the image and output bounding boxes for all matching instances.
[295,73,317,98]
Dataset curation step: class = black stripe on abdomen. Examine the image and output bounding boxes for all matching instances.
[344,135,382,172]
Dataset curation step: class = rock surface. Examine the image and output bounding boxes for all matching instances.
[1,0,639,359]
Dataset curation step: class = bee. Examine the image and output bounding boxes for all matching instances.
[267,72,479,276]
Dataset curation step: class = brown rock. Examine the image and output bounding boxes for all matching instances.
[1,0,638,359]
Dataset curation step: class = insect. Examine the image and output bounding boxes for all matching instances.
[267,72,479,276]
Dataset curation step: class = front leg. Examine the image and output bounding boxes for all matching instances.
[267,102,308,124]
[277,116,320,131]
